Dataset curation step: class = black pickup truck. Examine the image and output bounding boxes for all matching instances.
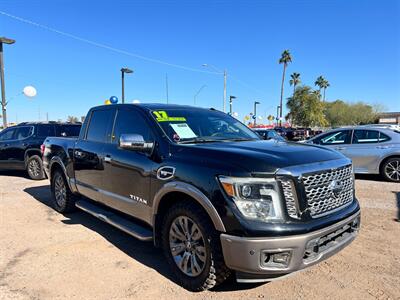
[0,122,81,179]
[43,104,360,291]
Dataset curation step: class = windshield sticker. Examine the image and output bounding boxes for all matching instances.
[170,123,197,139]
[153,111,186,122]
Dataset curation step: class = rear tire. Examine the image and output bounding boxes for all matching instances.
[26,155,45,180]
[161,201,230,291]
[51,169,76,213]
[381,157,400,182]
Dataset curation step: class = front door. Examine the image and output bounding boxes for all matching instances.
[101,106,156,221]
[74,107,115,203]
[0,127,18,169]
[315,129,353,156]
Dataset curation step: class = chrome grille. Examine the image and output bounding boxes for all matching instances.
[302,165,354,217]
[280,179,300,219]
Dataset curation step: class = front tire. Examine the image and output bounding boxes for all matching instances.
[381,157,400,182]
[26,155,44,180]
[161,201,230,291]
[51,169,76,213]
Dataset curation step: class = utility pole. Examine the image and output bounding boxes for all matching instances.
[121,67,133,104]
[254,101,260,126]
[202,64,227,112]
[229,95,236,115]
[0,37,15,128]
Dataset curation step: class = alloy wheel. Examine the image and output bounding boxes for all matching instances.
[54,175,67,207]
[385,159,400,182]
[28,159,40,177]
[169,216,207,277]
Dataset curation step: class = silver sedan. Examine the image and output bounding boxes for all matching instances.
[306,126,400,182]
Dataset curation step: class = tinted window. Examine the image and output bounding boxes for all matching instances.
[86,109,114,143]
[37,124,56,137]
[57,125,81,137]
[318,130,352,145]
[15,126,33,140]
[379,132,391,143]
[0,128,16,141]
[352,130,379,144]
[112,109,153,143]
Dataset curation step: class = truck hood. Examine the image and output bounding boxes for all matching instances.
[173,139,346,174]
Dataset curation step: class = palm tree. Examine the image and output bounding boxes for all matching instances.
[289,72,301,95]
[278,50,292,125]
[321,79,330,102]
[314,75,325,100]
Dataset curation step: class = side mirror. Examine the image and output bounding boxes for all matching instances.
[119,134,154,153]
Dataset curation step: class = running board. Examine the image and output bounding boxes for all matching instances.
[75,199,153,242]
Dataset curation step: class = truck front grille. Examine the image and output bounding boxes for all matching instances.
[280,164,354,219]
[302,165,354,217]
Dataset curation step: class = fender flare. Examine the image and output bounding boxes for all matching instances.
[48,157,76,192]
[152,181,226,232]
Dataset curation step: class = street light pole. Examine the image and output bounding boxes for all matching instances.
[254,101,260,126]
[276,105,281,126]
[0,37,15,128]
[229,95,236,115]
[120,67,133,104]
[223,69,227,113]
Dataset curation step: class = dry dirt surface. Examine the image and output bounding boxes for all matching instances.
[1,172,399,300]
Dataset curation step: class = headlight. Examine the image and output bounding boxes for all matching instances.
[218,176,283,222]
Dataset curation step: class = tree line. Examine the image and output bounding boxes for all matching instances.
[278,50,380,128]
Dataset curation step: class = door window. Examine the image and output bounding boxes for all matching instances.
[318,130,352,145]
[56,125,81,137]
[0,128,16,141]
[86,109,115,143]
[15,126,34,140]
[112,109,153,143]
[37,124,56,137]
[352,130,380,144]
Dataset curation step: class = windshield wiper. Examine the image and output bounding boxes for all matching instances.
[178,138,221,144]
[220,138,257,142]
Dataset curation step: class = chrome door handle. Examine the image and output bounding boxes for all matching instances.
[74,150,83,157]
[104,156,112,163]
[335,147,346,150]
[376,146,389,149]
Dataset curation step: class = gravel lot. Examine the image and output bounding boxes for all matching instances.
[0,172,399,300]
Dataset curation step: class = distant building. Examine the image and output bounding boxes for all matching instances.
[377,112,400,124]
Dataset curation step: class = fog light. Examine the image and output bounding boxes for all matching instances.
[271,252,291,266]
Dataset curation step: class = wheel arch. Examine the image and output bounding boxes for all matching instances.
[49,158,76,192]
[152,182,226,247]
[24,149,42,165]
[379,154,400,172]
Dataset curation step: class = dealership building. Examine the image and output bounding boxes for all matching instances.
[378,112,400,124]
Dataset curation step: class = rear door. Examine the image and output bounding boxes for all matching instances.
[74,107,115,203]
[101,106,155,219]
[346,129,384,173]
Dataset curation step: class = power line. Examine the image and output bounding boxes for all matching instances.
[0,10,218,74]
[0,10,267,97]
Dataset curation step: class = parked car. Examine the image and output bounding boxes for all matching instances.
[43,104,360,291]
[306,126,400,182]
[0,122,81,179]
[252,128,286,141]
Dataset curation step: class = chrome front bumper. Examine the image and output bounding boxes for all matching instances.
[220,211,360,283]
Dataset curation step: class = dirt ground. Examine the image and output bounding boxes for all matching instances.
[0,172,399,300]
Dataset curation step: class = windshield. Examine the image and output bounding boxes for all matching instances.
[151,109,260,143]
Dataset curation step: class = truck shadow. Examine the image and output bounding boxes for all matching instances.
[23,185,265,292]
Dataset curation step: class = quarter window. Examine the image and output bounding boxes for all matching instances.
[352,130,379,144]
[86,109,115,143]
[378,132,390,143]
[37,124,56,137]
[318,130,352,145]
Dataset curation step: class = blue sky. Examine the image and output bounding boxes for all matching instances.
[1,0,399,123]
